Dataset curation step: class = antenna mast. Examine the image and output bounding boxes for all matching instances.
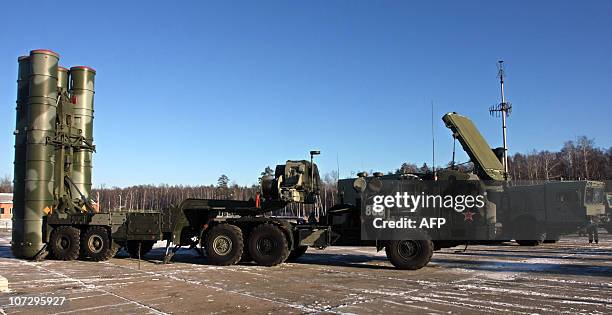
[431,100,436,179]
[489,60,512,180]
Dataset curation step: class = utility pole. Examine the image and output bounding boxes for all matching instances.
[489,60,512,180]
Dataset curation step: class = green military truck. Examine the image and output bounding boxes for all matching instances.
[501,181,605,244]
[328,111,607,269]
[44,159,333,266]
[326,171,502,270]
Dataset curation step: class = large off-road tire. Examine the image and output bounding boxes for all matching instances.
[248,223,290,267]
[80,226,118,261]
[126,240,156,258]
[516,231,546,246]
[385,239,433,270]
[286,246,308,262]
[516,239,544,246]
[543,232,560,244]
[50,226,81,261]
[240,245,252,262]
[204,224,244,266]
[514,218,546,246]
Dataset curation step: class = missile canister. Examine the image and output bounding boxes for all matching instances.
[57,66,69,90]
[12,56,30,257]
[69,66,95,199]
[12,49,59,259]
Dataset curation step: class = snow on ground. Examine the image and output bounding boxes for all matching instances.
[0,227,610,314]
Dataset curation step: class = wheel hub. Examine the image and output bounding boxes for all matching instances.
[59,236,70,250]
[257,237,276,255]
[88,235,104,253]
[398,240,420,260]
[212,235,232,256]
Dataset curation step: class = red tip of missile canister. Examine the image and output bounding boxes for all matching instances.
[30,49,60,57]
[70,66,96,73]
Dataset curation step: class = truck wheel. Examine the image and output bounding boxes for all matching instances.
[385,239,433,270]
[543,233,560,244]
[514,218,546,246]
[516,231,546,246]
[50,226,81,261]
[248,223,289,266]
[126,240,156,258]
[516,238,545,246]
[204,224,244,266]
[80,226,117,261]
[286,246,308,262]
[240,245,252,262]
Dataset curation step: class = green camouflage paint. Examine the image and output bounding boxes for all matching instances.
[12,49,59,259]
[69,66,95,199]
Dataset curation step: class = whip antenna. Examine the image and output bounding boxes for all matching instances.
[431,100,436,179]
[489,60,512,180]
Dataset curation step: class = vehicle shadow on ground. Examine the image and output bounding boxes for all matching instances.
[288,252,395,270]
[0,245,13,258]
[447,251,612,262]
[431,257,612,277]
[119,247,396,270]
[464,247,612,257]
[117,246,612,274]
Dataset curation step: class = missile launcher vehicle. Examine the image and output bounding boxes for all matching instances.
[11,50,333,267]
[331,111,606,266]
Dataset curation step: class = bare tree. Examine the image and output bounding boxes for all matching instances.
[0,175,12,193]
[540,151,560,181]
[576,136,594,179]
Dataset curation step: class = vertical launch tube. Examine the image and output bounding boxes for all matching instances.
[12,49,59,259]
[12,56,30,258]
[69,66,95,199]
[57,67,69,90]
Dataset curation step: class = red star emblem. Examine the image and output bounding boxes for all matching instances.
[463,210,474,222]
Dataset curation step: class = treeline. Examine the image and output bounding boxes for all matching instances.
[91,171,340,216]
[395,136,611,181]
[93,183,258,212]
[507,136,611,181]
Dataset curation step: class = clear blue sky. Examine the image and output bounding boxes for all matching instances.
[1,1,611,187]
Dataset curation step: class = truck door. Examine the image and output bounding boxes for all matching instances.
[546,185,581,223]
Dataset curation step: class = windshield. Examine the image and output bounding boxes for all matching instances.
[585,187,604,204]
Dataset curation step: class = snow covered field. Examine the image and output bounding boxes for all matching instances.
[0,228,610,314]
